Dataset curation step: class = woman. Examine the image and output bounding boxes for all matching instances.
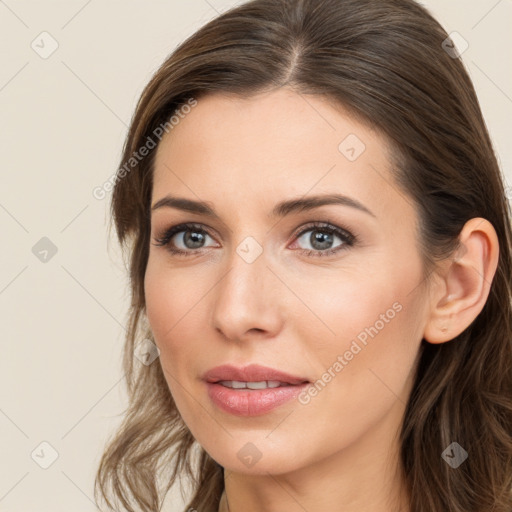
[94,0,512,511]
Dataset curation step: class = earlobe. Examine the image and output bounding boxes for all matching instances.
[423,218,499,344]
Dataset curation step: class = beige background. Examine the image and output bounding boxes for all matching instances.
[0,1,511,511]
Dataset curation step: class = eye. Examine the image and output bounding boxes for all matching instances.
[290,221,356,258]
[152,220,357,258]
[152,223,217,257]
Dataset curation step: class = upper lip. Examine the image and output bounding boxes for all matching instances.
[203,364,310,385]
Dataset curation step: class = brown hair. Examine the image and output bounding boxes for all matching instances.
[94,0,512,511]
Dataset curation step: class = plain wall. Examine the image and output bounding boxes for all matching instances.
[0,1,510,511]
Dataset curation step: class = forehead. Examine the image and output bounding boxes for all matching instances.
[151,88,409,222]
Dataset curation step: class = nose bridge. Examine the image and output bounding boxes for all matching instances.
[211,235,282,340]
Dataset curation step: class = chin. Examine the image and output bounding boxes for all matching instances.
[206,443,308,476]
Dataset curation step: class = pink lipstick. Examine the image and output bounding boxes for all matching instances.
[203,364,310,416]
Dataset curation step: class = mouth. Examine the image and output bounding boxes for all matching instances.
[202,363,311,416]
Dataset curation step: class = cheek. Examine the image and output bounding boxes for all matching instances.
[144,261,187,366]
[144,258,199,336]
[291,259,423,402]
[143,262,205,420]
[144,263,174,341]
[290,264,408,351]
[144,259,213,376]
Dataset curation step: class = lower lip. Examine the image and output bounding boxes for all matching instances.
[206,382,309,416]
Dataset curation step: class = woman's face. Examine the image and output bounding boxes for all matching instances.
[145,88,430,476]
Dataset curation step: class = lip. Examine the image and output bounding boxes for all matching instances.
[202,363,309,385]
[202,364,311,417]
[205,381,310,416]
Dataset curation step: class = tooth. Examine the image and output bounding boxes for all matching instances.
[219,380,234,388]
[246,381,269,389]
[217,380,289,389]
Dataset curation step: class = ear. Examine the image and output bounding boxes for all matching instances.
[423,217,500,344]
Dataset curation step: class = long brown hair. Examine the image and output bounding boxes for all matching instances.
[94,0,512,511]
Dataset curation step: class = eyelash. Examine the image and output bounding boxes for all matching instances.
[152,221,357,258]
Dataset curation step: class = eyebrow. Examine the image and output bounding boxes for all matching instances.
[151,193,376,219]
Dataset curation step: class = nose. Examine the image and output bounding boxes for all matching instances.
[211,245,284,342]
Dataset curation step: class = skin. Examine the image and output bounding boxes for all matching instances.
[144,88,499,512]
